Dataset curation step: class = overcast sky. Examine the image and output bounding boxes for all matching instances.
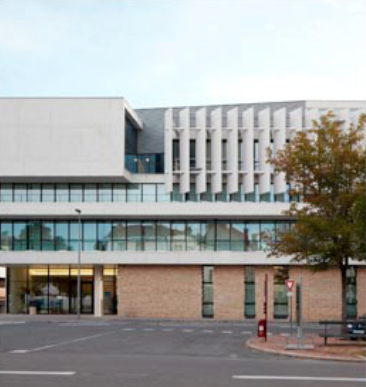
[0,0,365,108]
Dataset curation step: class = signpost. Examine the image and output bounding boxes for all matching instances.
[264,274,268,342]
[286,280,295,336]
[296,278,303,347]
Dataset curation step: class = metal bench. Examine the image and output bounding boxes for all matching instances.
[319,320,354,345]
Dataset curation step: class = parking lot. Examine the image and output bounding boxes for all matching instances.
[0,318,365,387]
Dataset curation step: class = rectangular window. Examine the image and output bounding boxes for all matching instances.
[190,139,196,170]
[157,221,170,251]
[245,222,260,251]
[98,184,112,202]
[84,184,97,202]
[70,184,83,202]
[157,184,170,202]
[111,221,126,251]
[1,222,13,251]
[171,221,186,251]
[186,222,201,251]
[127,221,142,251]
[346,267,357,319]
[202,266,214,318]
[55,222,68,250]
[172,184,185,202]
[98,222,112,251]
[69,221,80,251]
[245,266,256,318]
[231,221,245,251]
[113,184,126,202]
[274,266,289,319]
[173,139,180,171]
[201,221,215,251]
[13,221,27,250]
[0,184,12,202]
[14,184,27,202]
[216,221,230,251]
[28,184,41,202]
[260,222,275,251]
[41,221,55,251]
[254,140,259,171]
[127,184,142,203]
[141,221,156,251]
[56,184,69,202]
[142,184,156,203]
[42,184,55,202]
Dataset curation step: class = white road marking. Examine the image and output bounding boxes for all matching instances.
[10,330,117,353]
[232,376,366,383]
[222,330,233,334]
[0,321,26,325]
[0,371,75,376]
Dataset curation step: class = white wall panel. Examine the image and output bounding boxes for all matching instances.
[258,108,271,194]
[211,108,222,193]
[179,108,190,193]
[273,108,287,194]
[242,108,254,193]
[164,108,173,192]
[339,108,350,129]
[196,108,207,193]
[227,108,239,193]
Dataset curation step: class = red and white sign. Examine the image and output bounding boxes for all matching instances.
[285,280,295,292]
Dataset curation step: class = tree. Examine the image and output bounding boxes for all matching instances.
[268,111,366,322]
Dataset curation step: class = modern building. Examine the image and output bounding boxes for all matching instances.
[0,98,365,320]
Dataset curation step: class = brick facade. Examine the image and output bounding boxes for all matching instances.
[117,265,202,319]
[116,265,366,321]
[213,266,244,319]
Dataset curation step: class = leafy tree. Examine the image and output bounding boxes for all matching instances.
[268,111,366,322]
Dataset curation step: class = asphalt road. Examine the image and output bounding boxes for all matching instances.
[0,319,364,387]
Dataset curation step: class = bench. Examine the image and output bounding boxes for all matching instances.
[319,320,355,345]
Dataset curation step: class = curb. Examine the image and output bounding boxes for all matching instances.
[246,338,366,363]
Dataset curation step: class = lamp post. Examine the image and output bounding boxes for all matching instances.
[75,208,82,319]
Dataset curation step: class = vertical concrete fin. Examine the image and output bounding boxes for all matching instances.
[227,107,239,194]
[164,108,173,192]
[179,108,190,193]
[211,107,222,193]
[273,108,287,195]
[196,108,207,194]
[258,107,271,194]
[242,107,254,194]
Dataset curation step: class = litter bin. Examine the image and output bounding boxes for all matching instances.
[29,306,37,315]
[258,319,267,338]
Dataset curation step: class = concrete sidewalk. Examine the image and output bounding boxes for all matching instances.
[247,335,366,363]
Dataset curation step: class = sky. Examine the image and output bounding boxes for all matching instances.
[0,0,365,108]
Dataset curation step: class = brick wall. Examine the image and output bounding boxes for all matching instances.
[117,265,202,319]
[357,267,366,317]
[213,266,244,319]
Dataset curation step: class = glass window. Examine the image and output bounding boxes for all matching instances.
[171,221,186,251]
[84,184,97,202]
[260,222,275,250]
[42,184,55,202]
[202,266,214,318]
[245,267,256,318]
[157,184,170,202]
[69,221,80,251]
[190,140,196,169]
[98,184,112,202]
[14,184,27,202]
[13,221,27,250]
[231,222,245,251]
[111,221,126,251]
[28,221,41,250]
[172,184,185,202]
[1,222,13,251]
[28,266,49,314]
[187,222,201,251]
[113,184,126,202]
[244,222,260,251]
[127,184,142,203]
[141,221,156,251]
[28,184,41,202]
[98,222,112,251]
[70,184,83,202]
[187,184,199,202]
[55,222,68,250]
[157,221,170,251]
[254,140,259,171]
[142,184,156,203]
[42,221,54,251]
[56,184,69,202]
[216,221,230,251]
[346,267,357,319]
[274,266,289,319]
[127,221,142,251]
[0,184,12,202]
[276,221,290,241]
[83,222,97,251]
[201,221,215,251]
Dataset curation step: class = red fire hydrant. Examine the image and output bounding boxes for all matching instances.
[258,319,267,338]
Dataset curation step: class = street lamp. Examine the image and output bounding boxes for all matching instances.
[75,208,82,319]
